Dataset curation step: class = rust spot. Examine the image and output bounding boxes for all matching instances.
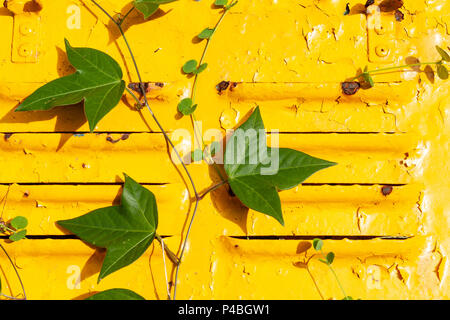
[216,81,230,93]
[230,82,238,91]
[394,9,404,21]
[341,81,360,95]
[234,244,239,248]
[23,191,30,197]
[380,0,403,12]
[344,3,350,15]
[106,134,131,144]
[365,0,374,7]
[128,82,150,94]
[4,133,12,141]
[154,82,164,88]
[106,136,118,144]
[381,185,393,196]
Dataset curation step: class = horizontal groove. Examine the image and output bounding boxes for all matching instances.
[1,131,405,135]
[0,182,168,186]
[0,235,412,240]
[0,235,172,240]
[300,183,407,186]
[1,131,157,135]
[0,182,407,187]
[232,81,403,84]
[230,235,413,240]
[269,132,402,134]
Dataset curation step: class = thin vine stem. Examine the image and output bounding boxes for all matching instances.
[328,265,347,298]
[319,249,347,299]
[173,2,237,298]
[198,180,228,200]
[90,0,201,300]
[156,233,179,266]
[0,243,26,300]
[188,4,233,182]
[350,61,441,80]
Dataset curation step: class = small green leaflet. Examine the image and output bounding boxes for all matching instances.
[362,73,374,87]
[224,107,336,225]
[86,288,145,300]
[57,174,158,282]
[313,238,323,251]
[9,229,27,242]
[15,39,125,132]
[183,60,198,74]
[198,28,215,40]
[133,0,178,19]
[320,252,335,265]
[436,45,450,62]
[215,0,228,6]
[183,60,208,75]
[437,64,449,80]
[178,98,197,115]
[10,216,28,230]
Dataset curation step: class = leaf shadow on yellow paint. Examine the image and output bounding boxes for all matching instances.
[0,46,87,150]
[293,241,326,300]
[105,3,172,45]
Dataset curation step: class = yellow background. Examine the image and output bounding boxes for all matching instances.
[0,0,448,299]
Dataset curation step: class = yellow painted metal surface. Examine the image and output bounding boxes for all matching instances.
[0,0,448,300]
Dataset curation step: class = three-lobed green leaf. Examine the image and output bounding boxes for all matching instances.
[85,288,145,300]
[224,107,336,225]
[133,0,178,19]
[57,174,158,282]
[15,39,125,132]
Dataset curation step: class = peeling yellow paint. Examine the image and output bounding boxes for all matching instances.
[0,0,448,300]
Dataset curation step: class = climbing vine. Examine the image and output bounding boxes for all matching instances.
[12,0,337,300]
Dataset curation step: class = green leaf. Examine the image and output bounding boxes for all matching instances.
[436,45,450,62]
[362,73,374,87]
[224,107,336,225]
[57,174,158,282]
[10,216,28,230]
[209,141,221,156]
[177,98,197,116]
[198,28,215,39]
[133,0,178,19]
[182,59,198,74]
[343,296,354,300]
[437,64,449,80]
[15,39,125,132]
[214,0,228,6]
[312,238,323,251]
[326,252,335,264]
[9,229,27,242]
[191,149,203,162]
[85,288,145,300]
[193,63,208,74]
